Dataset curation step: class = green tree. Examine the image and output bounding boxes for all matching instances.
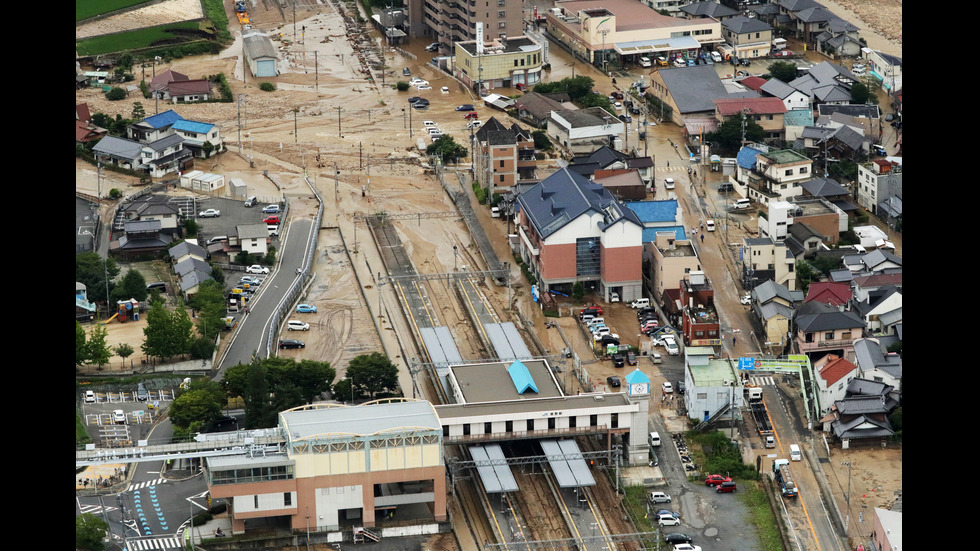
[76,513,109,551]
[572,282,585,300]
[259,82,275,92]
[184,218,199,236]
[395,81,410,91]
[76,252,120,304]
[426,135,468,163]
[76,322,89,366]
[705,112,765,153]
[222,363,252,401]
[293,359,336,403]
[767,61,798,82]
[244,361,274,428]
[115,343,135,368]
[142,301,195,360]
[795,259,817,293]
[112,269,148,303]
[116,53,135,73]
[850,81,877,104]
[532,130,553,151]
[168,388,223,429]
[346,352,400,399]
[87,324,112,368]
[190,336,216,359]
[131,101,146,121]
[333,377,357,402]
[106,87,127,101]
[202,141,215,158]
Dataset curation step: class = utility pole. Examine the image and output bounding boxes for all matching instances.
[336,106,342,137]
[314,50,318,91]
[334,163,340,203]
[237,94,246,154]
[294,108,298,142]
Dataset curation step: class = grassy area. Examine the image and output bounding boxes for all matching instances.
[741,481,784,551]
[77,0,151,22]
[622,485,661,547]
[75,21,208,56]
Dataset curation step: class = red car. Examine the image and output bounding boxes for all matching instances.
[705,474,732,486]
[716,481,737,493]
[464,112,479,119]
[263,216,281,225]
[580,306,604,316]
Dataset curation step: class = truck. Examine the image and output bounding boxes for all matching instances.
[745,385,763,402]
[235,0,247,12]
[750,401,773,436]
[773,459,798,497]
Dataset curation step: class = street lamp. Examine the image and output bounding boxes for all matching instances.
[453,245,458,271]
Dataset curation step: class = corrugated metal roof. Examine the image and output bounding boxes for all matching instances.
[278,401,440,442]
[541,439,595,488]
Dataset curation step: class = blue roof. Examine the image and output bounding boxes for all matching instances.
[783,108,814,127]
[642,226,687,242]
[507,360,538,394]
[172,119,214,133]
[143,109,184,129]
[736,146,765,169]
[625,369,650,385]
[625,200,678,223]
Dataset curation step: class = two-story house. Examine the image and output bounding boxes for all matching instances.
[713,97,787,143]
[453,35,544,92]
[793,300,865,363]
[759,198,845,245]
[515,167,644,303]
[721,15,773,59]
[547,107,625,156]
[679,271,721,346]
[128,109,184,143]
[856,158,902,220]
[747,279,804,353]
[645,232,700,308]
[140,133,193,178]
[741,237,796,290]
[569,146,655,187]
[474,117,538,195]
[739,148,813,206]
[812,353,859,415]
[852,338,901,401]
[172,120,224,158]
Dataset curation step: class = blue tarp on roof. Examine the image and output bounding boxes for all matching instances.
[625,200,678,223]
[507,360,538,394]
[642,225,687,242]
[737,146,764,169]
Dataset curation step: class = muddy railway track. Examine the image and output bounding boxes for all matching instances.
[577,437,641,551]
[512,467,573,545]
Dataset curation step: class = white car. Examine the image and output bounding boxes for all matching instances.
[664,177,675,190]
[663,336,680,356]
[466,120,482,129]
[740,294,752,305]
[198,208,221,218]
[416,84,432,90]
[262,204,281,214]
[287,320,310,331]
[113,409,126,424]
[610,292,620,303]
[409,77,428,86]
[657,512,681,526]
[84,390,96,403]
[246,265,270,275]
[662,382,673,394]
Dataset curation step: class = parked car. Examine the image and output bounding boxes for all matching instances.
[240,276,261,286]
[657,512,680,526]
[657,509,681,520]
[296,304,318,313]
[716,481,738,493]
[594,332,619,342]
[84,390,96,403]
[262,204,281,213]
[464,112,479,119]
[113,409,126,424]
[677,381,686,395]
[664,177,675,190]
[467,120,482,129]
[673,544,703,551]
[416,84,432,90]
[662,381,673,394]
[402,67,411,76]
[664,533,694,545]
[705,474,732,486]
[136,383,148,402]
[409,77,428,86]
[279,339,306,349]
[611,354,625,368]
[606,376,621,388]
[455,104,475,111]
[626,351,637,366]
[263,216,281,225]
[740,294,752,305]
[618,114,632,123]
[287,320,310,331]
[648,491,671,504]
[198,208,221,218]
[718,183,734,193]
[246,265,270,274]
[581,306,603,316]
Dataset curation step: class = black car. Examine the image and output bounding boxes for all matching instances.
[279,339,306,349]
[664,533,694,545]
[718,183,735,193]
[618,114,632,123]
[455,104,475,111]
[606,376,621,388]
[630,106,641,115]
[676,381,686,395]
[600,335,620,346]
[611,354,625,368]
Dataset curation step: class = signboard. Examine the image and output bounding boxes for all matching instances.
[738,357,756,370]
[691,339,722,346]
[475,22,484,54]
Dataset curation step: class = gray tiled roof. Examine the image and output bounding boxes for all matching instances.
[681,1,738,17]
[93,136,143,161]
[722,15,773,34]
[794,300,865,331]
[658,66,731,113]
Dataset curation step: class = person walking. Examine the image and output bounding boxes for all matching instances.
[733,336,737,346]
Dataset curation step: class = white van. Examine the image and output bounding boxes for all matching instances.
[662,335,679,355]
[244,196,258,207]
[790,444,802,461]
[732,198,751,210]
[630,298,650,309]
[639,56,652,68]
[423,120,437,127]
[648,431,662,447]
[587,317,606,328]
[705,219,715,232]
[664,177,675,189]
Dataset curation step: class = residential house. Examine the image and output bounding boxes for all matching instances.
[748,279,803,352]
[645,231,700,309]
[172,120,223,158]
[110,220,171,258]
[721,15,774,60]
[165,79,214,103]
[238,223,272,257]
[174,257,212,279]
[569,146,654,187]
[742,148,814,205]
[76,103,107,143]
[793,300,865,362]
[851,285,901,337]
[515,167,644,302]
[812,353,859,415]
[787,61,859,107]
[799,124,867,162]
[844,248,901,274]
[140,133,193,178]
[804,281,851,306]
[243,31,279,77]
[514,92,569,128]
[852,338,901,402]
[822,378,898,446]
[758,78,812,112]
[850,272,902,303]
[741,237,796,290]
[785,222,825,260]
[713,97,787,143]
[474,117,537,195]
[679,1,738,21]
[119,196,183,232]
[547,107,625,156]
[679,271,722,346]
[798,177,856,215]
[92,136,143,171]
[816,103,882,139]
[453,35,543,92]
[783,107,815,144]
[128,109,184,143]
[648,66,758,127]
[149,69,190,99]
[860,48,902,92]
[758,198,844,244]
[856,158,902,220]
[593,170,647,201]
[809,12,861,58]
[169,241,209,266]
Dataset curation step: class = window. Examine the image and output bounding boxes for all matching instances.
[805,332,814,343]
[505,420,513,432]
[463,423,470,436]
[785,169,794,176]
[527,419,534,431]
[824,332,835,340]
[284,492,292,506]
[800,167,808,174]
[498,21,506,28]
[569,416,577,428]
[841,331,852,340]
[610,413,618,429]
[548,417,556,429]
[485,421,492,434]
[499,160,505,167]
[498,10,505,17]
[254,495,259,508]
[590,414,598,426]
[443,425,449,437]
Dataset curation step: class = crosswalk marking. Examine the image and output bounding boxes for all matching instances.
[79,504,116,514]
[748,376,776,387]
[128,479,166,492]
[125,536,181,550]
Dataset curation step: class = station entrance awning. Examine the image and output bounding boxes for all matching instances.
[614,35,702,56]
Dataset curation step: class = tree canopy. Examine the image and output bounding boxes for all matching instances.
[705,113,765,153]
[345,352,400,399]
[426,134,468,163]
[76,252,120,304]
[223,357,337,428]
[767,61,798,83]
[141,299,195,360]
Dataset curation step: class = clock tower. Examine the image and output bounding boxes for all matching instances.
[623,369,651,465]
